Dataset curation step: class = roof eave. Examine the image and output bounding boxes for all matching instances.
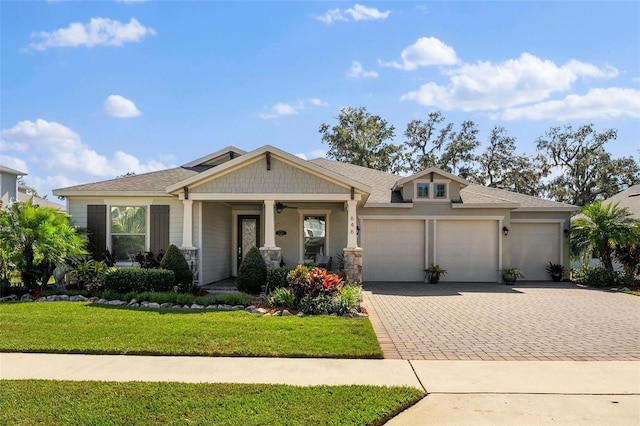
[513,206,579,212]
[53,190,175,198]
[452,202,519,209]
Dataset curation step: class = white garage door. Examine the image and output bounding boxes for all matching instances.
[510,222,561,281]
[362,220,425,282]
[436,220,499,282]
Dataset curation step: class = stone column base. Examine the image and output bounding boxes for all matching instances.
[343,247,363,283]
[180,247,199,287]
[259,247,282,268]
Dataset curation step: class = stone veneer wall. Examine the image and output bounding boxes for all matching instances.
[343,248,363,283]
[260,247,282,268]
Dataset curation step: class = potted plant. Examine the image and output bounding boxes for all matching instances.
[545,262,565,282]
[502,267,525,285]
[425,264,447,284]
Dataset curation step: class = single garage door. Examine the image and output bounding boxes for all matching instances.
[510,222,561,281]
[362,220,425,282]
[436,220,499,282]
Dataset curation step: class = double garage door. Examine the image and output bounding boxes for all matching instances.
[362,219,499,282]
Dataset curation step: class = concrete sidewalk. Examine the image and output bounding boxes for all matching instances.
[1,353,639,425]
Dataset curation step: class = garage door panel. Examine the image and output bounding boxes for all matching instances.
[436,220,498,282]
[511,223,560,281]
[362,220,425,282]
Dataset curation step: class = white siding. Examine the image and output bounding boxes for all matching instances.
[201,202,232,284]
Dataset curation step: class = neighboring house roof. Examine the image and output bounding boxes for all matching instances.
[602,184,640,217]
[53,167,199,197]
[0,165,27,176]
[17,186,66,211]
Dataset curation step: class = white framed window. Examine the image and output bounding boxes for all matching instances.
[299,209,331,263]
[110,206,147,261]
[414,180,449,201]
[416,182,429,198]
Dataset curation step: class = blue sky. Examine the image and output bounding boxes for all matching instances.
[2,1,639,199]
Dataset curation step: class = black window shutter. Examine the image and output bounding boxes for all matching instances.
[150,205,170,255]
[87,205,107,260]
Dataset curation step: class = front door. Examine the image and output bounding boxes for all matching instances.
[237,215,260,269]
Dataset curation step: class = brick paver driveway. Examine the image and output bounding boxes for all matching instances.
[364,282,640,361]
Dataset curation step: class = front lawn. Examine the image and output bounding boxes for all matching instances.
[0,302,382,358]
[0,380,424,426]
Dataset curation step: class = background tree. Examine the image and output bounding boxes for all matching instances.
[437,120,479,179]
[536,124,640,206]
[404,111,452,172]
[570,201,639,270]
[319,107,405,173]
[472,126,544,196]
[0,199,86,289]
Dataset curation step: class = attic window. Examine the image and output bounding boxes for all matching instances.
[414,180,449,201]
[416,183,429,198]
[434,183,447,198]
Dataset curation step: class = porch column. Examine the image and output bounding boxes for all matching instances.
[263,199,276,248]
[346,200,358,249]
[260,199,281,267]
[182,199,193,248]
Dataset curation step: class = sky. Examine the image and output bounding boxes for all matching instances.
[1,0,639,199]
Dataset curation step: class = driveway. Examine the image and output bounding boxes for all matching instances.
[363,282,640,361]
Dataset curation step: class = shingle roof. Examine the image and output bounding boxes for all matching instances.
[603,184,640,217]
[310,158,398,204]
[53,167,199,196]
[460,184,575,209]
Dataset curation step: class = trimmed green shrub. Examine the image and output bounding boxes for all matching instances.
[160,244,193,292]
[265,266,293,293]
[300,294,335,315]
[265,287,296,310]
[103,268,174,293]
[334,284,362,315]
[572,266,636,287]
[237,246,267,294]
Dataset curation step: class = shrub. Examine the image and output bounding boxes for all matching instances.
[160,244,193,292]
[265,266,293,293]
[333,283,362,315]
[572,266,637,287]
[265,287,296,310]
[300,294,335,315]
[237,246,267,294]
[103,268,174,293]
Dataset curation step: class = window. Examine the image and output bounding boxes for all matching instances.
[434,183,447,198]
[111,206,146,261]
[303,215,325,261]
[416,183,429,198]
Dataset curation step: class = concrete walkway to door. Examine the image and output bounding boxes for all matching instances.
[363,282,640,361]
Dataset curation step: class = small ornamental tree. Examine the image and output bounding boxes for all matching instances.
[160,244,192,292]
[237,246,267,294]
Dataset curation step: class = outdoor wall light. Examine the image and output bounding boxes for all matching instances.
[564,228,570,238]
[502,226,509,236]
[275,202,284,214]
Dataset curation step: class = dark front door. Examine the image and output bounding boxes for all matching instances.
[237,215,260,269]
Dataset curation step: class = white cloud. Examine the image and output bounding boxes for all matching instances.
[401,53,619,111]
[1,119,170,196]
[295,149,327,160]
[309,98,329,107]
[28,17,155,50]
[501,87,640,121]
[104,94,142,118]
[380,37,458,70]
[0,155,29,174]
[258,102,302,119]
[347,61,378,78]
[315,4,390,24]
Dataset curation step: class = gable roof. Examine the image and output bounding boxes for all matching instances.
[603,184,640,217]
[53,167,199,197]
[393,167,470,189]
[181,146,246,168]
[459,185,577,211]
[166,145,372,197]
[0,165,27,176]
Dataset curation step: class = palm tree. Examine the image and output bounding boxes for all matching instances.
[0,198,86,289]
[571,201,639,270]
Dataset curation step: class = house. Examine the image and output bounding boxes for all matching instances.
[1,165,65,211]
[53,145,577,284]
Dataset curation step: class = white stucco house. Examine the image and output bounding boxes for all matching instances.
[53,145,577,284]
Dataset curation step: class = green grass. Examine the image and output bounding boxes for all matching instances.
[623,290,640,296]
[0,380,424,426]
[0,302,382,358]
